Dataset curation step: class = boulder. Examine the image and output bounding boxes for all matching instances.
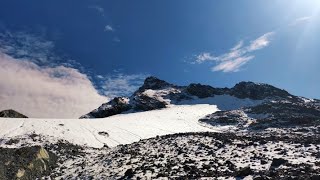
[0,146,57,179]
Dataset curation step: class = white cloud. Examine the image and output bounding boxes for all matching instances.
[101,74,148,98]
[289,16,312,26]
[220,48,244,62]
[96,75,104,79]
[113,37,121,43]
[230,40,244,51]
[89,5,105,16]
[0,52,108,118]
[194,32,274,72]
[211,56,254,72]
[104,25,114,32]
[195,52,216,63]
[247,32,274,51]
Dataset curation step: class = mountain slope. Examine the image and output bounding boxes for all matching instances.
[81,76,293,118]
[81,77,320,131]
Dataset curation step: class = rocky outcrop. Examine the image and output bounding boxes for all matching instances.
[132,94,167,111]
[0,109,28,118]
[199,110,250,127]
[248,101,320,129]
[80,97,131,119]
[200,99,320,130]
[186,83,227,98]
[0,146,57,180]
[230,82,291,100]
[81,76,175,118]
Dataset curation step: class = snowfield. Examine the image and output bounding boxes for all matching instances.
[0,104,222,148]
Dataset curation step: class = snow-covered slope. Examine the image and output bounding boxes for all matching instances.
[0,104,220,148]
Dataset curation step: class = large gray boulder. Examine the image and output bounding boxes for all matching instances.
[0,146,57,180]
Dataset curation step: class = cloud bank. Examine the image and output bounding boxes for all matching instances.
[0,31,149,118]
[0,52,108,118]
[194,32,275,72]
[290,16,312,26]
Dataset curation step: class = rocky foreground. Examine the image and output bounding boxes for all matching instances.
[0,128,319,179]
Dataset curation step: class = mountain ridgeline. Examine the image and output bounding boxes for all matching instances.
[81,76,320,130]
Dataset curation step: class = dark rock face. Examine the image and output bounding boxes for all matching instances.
[270,158,288,168]
[236,166,253,177]
[199,110,248,126]
[0,109,28,118]
[230,82,290,100]
[186,81,292,100]
[186,83,227,98]
[133,94,167,111]
[0,146,57,180]
[80,97,131,118]
[124,168,134,178]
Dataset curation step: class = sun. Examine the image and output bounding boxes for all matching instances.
[296,1,320,14]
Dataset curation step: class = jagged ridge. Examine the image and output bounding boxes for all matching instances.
[81,76,299,119]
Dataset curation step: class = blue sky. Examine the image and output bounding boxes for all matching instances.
[0,1,319,117]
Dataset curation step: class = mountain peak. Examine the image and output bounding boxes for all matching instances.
[138,76,173,91]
